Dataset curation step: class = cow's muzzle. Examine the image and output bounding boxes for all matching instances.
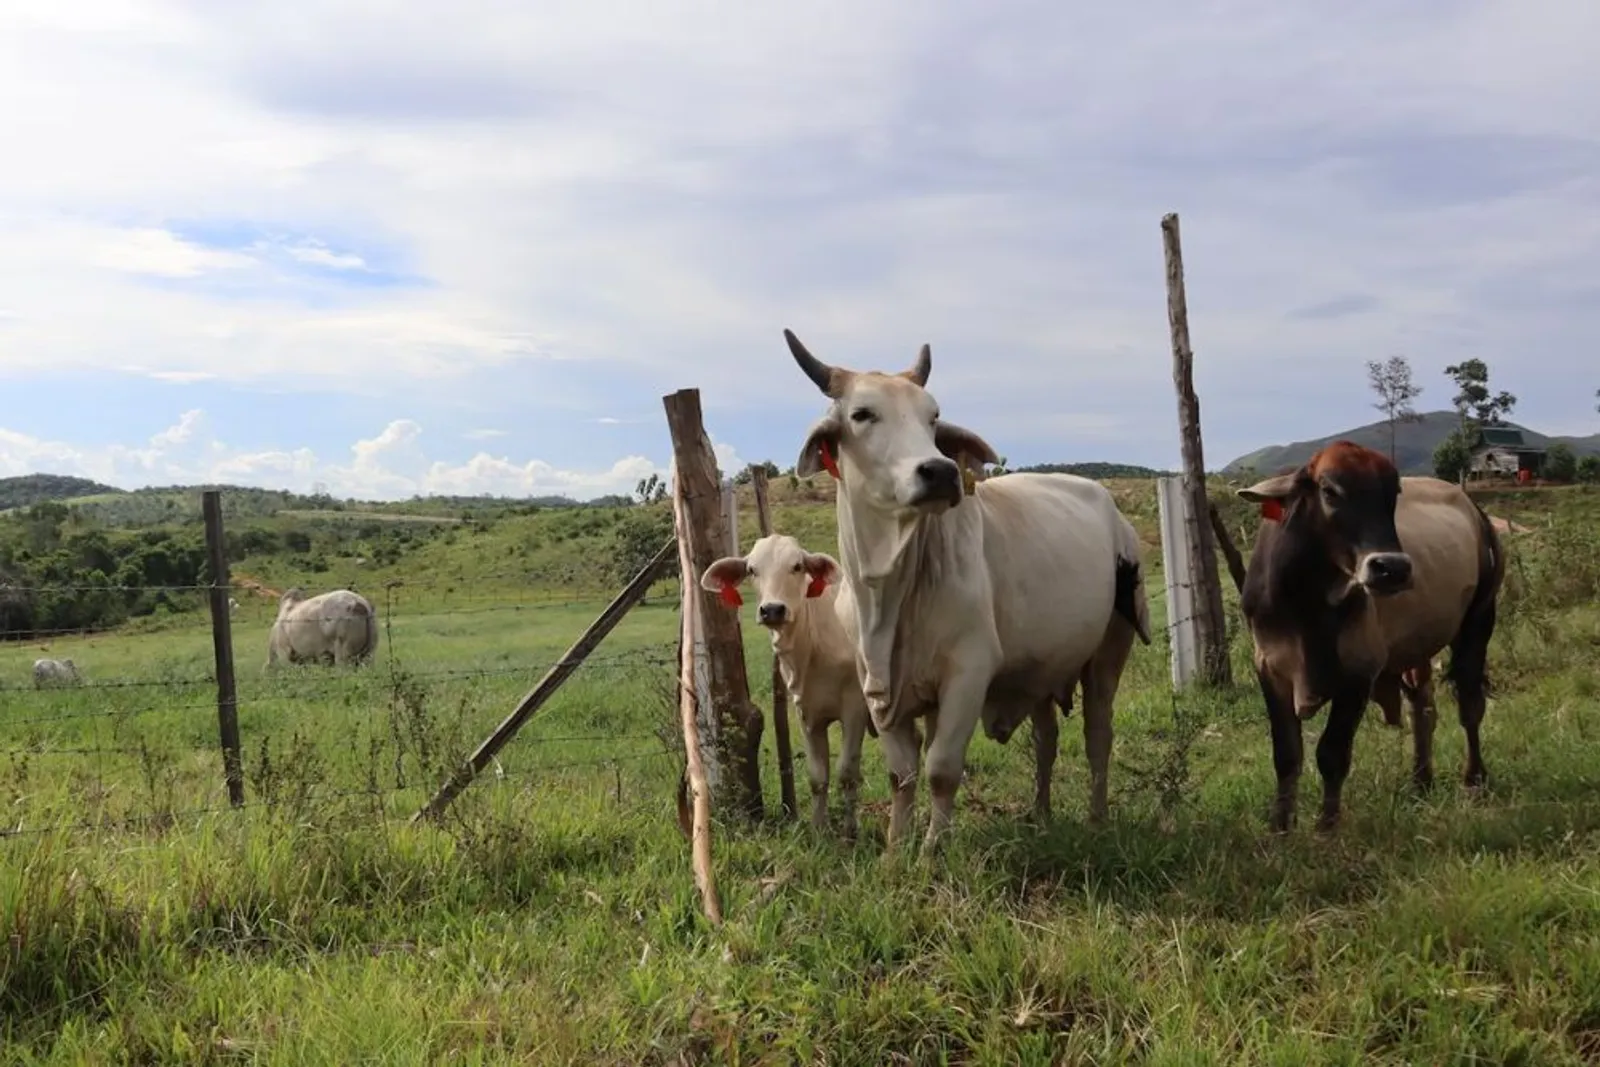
[909,457,962,508]
[1359,551,1414,596]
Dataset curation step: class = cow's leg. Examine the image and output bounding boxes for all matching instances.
[836,708,867,841]
[1081,620,1134,826]
[879,718,922,851]
[1027,698,1057,823]
[1370,673,1404,729]
[1450,597,1498,790]
[1401,662,1437,792]
[801,719,832,831]
[923,674,986,853]
[1259,667,1304,833]
[1313,681,1371,833]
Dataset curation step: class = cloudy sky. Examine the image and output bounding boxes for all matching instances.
[2,0,1597,500]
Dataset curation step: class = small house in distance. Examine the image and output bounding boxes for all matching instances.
[1467,426,1545,481]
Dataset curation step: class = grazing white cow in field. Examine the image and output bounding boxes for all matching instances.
[782,328,1152,852]
[266,588,378,668]
[702,534,873,838]
[228,597,239,616]
[33,657,82,687]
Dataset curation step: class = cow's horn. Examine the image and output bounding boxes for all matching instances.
[784,329,841,398]
[905,343,931,387]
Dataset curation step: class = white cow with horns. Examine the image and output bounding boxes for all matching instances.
[266,587,379,669]
[781,328,1152,852]
[701,533,873,838]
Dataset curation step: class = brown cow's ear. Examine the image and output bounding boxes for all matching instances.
[1238,471,1304,522]
[1236,472,1299,504]
[795,414,842,479]
[934,420,999,467]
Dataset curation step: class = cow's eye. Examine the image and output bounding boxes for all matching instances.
[1320,484,1341,505]
[791,563,803,574]
[850,408,876,424]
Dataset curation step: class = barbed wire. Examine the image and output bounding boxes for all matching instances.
[0,645,676,694]
[0,748,676,841]
[0,580,680,599]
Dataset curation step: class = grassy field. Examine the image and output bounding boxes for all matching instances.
[3,479,1600,1064]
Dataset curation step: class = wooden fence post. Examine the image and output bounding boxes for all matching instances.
[663,388,764,821]
[722,479,738,554]
[674,487,723,925]
[1155,476,1199,690]
[1161,212,1233,687]
[750,466,798,821]
[201,490,245,808]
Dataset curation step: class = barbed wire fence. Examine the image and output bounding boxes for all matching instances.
[0,496,691,842]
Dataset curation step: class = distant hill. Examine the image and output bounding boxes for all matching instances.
[1224,411,1600,477]
[1018,461,1171,479]
[0,473,124,510]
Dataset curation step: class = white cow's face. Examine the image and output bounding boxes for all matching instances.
[783,330,998,517]
[701,535,840,630]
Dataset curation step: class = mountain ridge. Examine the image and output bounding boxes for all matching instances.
[1223,410,1600,476]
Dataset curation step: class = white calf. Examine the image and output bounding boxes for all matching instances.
[702,534,872,838]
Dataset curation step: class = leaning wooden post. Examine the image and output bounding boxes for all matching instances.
[1161,212,1232,687]
[411,535,677,824]
[674,486,723,925]
[201,490,245,808]
[750,466,798,821]
[663,388,764,821]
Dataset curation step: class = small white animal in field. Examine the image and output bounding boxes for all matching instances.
[33,657,82,688]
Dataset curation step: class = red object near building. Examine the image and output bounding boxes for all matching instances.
[1517,468,1533,485]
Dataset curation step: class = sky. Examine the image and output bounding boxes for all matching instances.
[2,0,1598,501]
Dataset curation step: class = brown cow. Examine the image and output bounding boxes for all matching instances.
[1237,440,1504,833]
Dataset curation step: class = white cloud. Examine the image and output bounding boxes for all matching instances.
[0,0,1597,470]
[282,240,366,270]
[0,410,690,502]
[462,428,507,440]
[92,227,255,278]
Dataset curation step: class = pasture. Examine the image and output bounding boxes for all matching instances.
[3,479,1600,1064]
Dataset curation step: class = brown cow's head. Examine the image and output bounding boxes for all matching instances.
[1237,440,1413,597]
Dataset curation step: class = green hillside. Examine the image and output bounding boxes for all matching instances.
[0,473,123,510]
[1225,410,1600,476]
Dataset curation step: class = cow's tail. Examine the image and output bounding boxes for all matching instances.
[1444,500,1505,700]
[1112,514,1153,646]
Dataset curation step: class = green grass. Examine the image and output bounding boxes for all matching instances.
[2,482,1600,1064]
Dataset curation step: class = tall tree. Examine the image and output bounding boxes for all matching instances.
[1366,355,1424,464]
[1444,358,1518,429]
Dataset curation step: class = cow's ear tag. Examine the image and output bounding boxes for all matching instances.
[718,584,743,608]
[818,441,841,480]
[1260,499,1285,522]
[804,574,828,599]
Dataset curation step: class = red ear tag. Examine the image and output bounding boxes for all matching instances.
[804,573,828,599]
[1260,499,1285,522]
[718,584,743,608]
[818,441,841,480]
